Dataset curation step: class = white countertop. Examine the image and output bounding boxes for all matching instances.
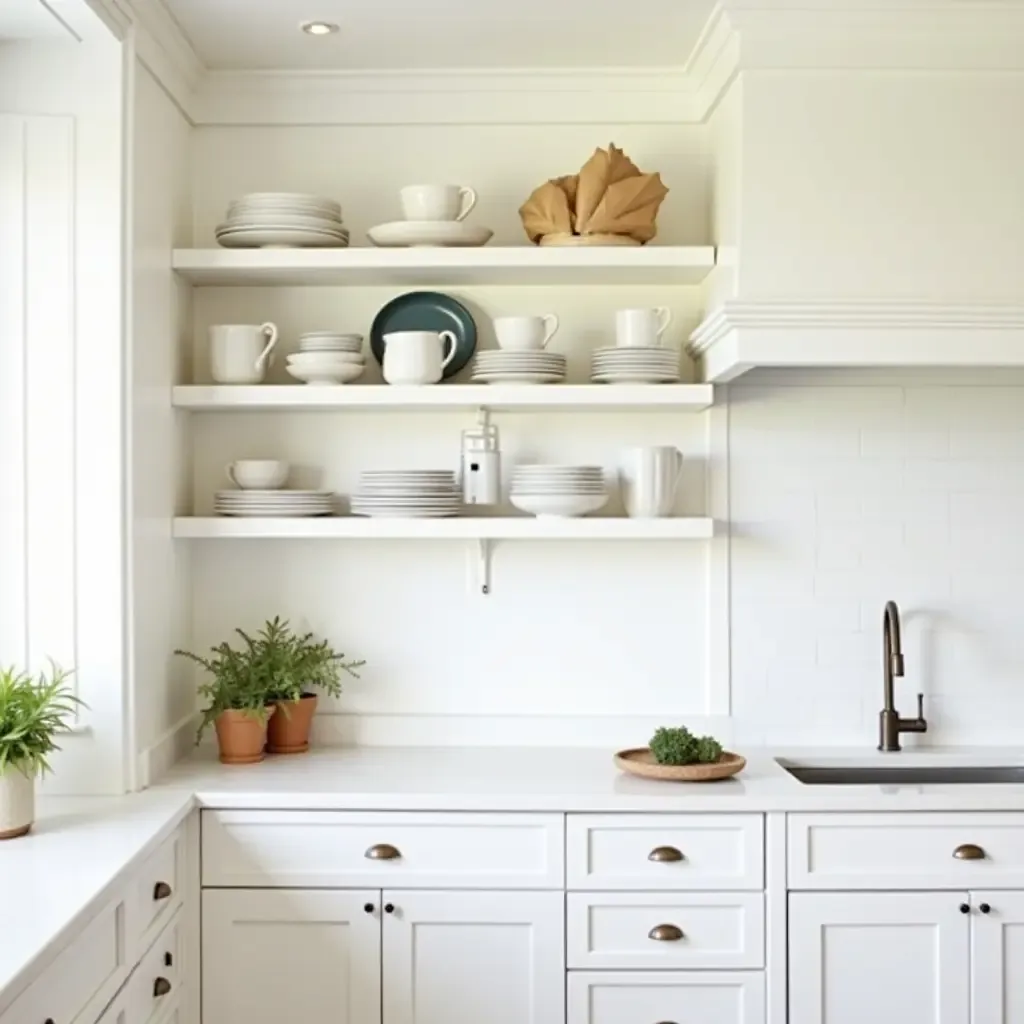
[163,744,1024,813]
[5,743,1024,1013]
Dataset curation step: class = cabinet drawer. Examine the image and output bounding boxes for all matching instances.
[6,895,129,1024]
[789,812,1024,889]
[202,810,565,888]
[568,971,765,1024]
[567,814,764,890]
[131,830,183,952]
[127,908,183,1024]
[567,892,764,970]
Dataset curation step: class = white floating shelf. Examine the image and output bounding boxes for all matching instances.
[172,384,713,412]
[173,517,716,541]
[171,246,716,287]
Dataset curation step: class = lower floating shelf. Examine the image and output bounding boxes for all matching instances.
[173,517,716,540]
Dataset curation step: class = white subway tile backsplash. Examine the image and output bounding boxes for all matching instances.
[730,381,1024,746]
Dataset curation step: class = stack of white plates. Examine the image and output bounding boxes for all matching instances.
[216,193,350,249]
[214,490,336,517]
[288,332,366,385]
[471,351,567,384]
[351,471,461,518]
[591,346,681,383]
[510,465,609,519]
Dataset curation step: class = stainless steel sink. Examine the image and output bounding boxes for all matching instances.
[782,764,1024,785]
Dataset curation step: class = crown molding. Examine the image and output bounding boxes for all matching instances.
[193,67,700,126]
[688,300,1024,382]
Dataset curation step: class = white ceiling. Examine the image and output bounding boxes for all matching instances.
[161,0,718,71]
[0,0,76,39]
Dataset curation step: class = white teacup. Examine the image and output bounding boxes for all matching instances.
[616,307,672,348]
[493,314,559,351]
[400,184,477,222]
[210,323,278,383]
[227,460,289,490]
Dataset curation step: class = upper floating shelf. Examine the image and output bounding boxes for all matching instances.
[170,246,717,287]
[172,384,713,412]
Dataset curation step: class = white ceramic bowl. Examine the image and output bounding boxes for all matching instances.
[226,460,289,489]
[510,492,608,518]
[287,352,365,366]
[287,362,365,386]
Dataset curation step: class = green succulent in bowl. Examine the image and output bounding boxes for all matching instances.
[649,726,724,766]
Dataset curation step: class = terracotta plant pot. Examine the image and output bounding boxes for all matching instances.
[267,693,318,755]
[0,766,35,840]
[214,708,273,765]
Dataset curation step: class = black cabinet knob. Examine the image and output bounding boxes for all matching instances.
[364,902,375,914]
[959,903,971,914]
[980,903,992,914]
[384,903,395,914]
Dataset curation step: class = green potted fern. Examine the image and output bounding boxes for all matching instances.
[254,617,364,755]
[0,663,82,839]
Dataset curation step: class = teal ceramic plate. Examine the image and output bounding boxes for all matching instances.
[370,291,477,380]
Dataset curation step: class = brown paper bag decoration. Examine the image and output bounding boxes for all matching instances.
[518,143,668,245]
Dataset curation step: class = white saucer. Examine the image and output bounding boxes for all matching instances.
[367,221,494,248]
[217,227,351,249]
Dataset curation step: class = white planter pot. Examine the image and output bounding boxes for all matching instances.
[0,767,35,839]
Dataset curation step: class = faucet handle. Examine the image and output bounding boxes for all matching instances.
[916,692,926,722]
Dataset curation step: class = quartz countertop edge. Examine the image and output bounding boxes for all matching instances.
[5,744,1024,1012]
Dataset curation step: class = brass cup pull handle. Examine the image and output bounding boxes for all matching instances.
[365,843,401,861]
[648,846,683,863]
[153,881,172,901]
[953,843,986,861]
[648,923,684,942]
[153,977,172,998]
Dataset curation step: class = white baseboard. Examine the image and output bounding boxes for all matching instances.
[138,711,198,788]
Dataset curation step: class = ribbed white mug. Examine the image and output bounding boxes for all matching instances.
[620,446,683,518]
[210,323,278,383]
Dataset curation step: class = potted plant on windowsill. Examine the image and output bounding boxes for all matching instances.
[256,617,365,755]
[0,663,82,839]
[176,634,278,765]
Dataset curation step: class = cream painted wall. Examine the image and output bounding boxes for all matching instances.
[0,31,126,793]
[129,59,195,784]
[735,70,1024,302]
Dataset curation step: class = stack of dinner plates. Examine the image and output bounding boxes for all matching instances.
[214,490,336,517]
[509,465,609,518]
[351,471,461,518]
[591,346,681,384]
[216,193,350,249]
[470,351,567,384]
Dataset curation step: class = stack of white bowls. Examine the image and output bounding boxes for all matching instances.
[287,332,365,385]
[216,193,350,249]
[590,346,681,383]
[510,465,609,519]
[351,471,462,518]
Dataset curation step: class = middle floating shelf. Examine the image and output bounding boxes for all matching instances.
[173,517,716,540]
[172,384,713,412]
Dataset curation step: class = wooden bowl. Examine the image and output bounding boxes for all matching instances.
[614,748,746,782]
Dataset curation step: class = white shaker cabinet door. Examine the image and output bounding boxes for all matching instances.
[971,891,1024,1024]
[789,892,969,1024]
[202,889,381,1024]
[383,889,564,1024]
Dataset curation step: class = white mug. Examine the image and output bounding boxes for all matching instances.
[227,460,289,490]
[382,330,458,385]
[619,446,683,518]
[400,184,477,222]
[210,323,278,384]
[616,307,672,348]
[493,314,559,351]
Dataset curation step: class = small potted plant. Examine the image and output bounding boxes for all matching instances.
[0,662,82,839]
[176,632,279,764]
[256,617,364,755]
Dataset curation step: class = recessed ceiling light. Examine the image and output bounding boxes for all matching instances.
[300,20,339,36]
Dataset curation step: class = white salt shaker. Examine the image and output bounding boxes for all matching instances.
[461,421,501,505]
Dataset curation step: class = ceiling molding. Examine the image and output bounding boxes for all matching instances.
[193,67,700,126]
[687,300,1024,382]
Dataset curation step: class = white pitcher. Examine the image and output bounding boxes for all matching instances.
[619,446,683,518]
[210,323,279,384]
[382,330,457,385]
